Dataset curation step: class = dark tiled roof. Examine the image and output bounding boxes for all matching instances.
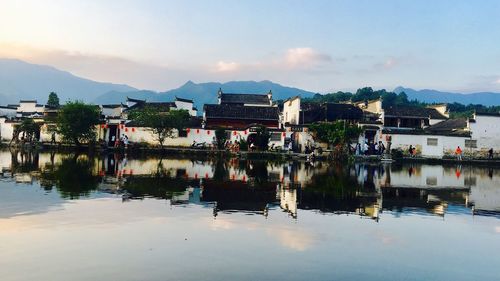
[300,103,325,124]
[126,102,175,112]
[19,100,37,103]
[175,96,193,103]
[102,104,122,108]
[0,105,17,110]
[475,111,500,117]
[383,118,471,137]
[220,93,270,105]
[44,105,59,110]
[126,97,146,103]
[325,103,363,121]
[426,119,467,133]
[204,104,279,120]
[127,116,203,128]
[384,106,447,119]
[298,103,363,124]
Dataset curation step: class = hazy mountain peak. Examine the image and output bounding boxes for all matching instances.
[394,87,500,106]
[0,59,137,104]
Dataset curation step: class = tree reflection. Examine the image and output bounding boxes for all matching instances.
[122,159,195,200]
[52,155,99,199]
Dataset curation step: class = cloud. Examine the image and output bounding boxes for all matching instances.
[212,47,333,74]
[285,47,332,68]
[269,227,315,251]
[214,61,240,73]
[373,57,399,70]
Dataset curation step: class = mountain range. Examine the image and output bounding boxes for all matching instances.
[394,87,500,106]
[1,58,500,108]
[0,59,136,104]
[94,80,317,109]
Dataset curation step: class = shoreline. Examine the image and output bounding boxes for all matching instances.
[4,142,500,166]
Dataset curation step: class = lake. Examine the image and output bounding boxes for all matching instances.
[0,150,499,281]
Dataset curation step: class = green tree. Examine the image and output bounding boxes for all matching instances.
[253,125,271,150]
[215,128,227,149]
[129,107,191,148]
[309,121,362,150]
[17,119,41,143]
[57,101,100,146]
[47,92,60,108]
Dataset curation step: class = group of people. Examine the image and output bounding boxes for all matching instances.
[224,140,241,152]
[354,141,386,156]
[110,134,129,148]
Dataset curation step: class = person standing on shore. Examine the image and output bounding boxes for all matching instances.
[488,148,494,159]
[455,146,463,161]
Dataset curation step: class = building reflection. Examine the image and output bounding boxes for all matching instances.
[1,150,500,220]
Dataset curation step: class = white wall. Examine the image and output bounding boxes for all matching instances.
[18,102,43,113]
[388,133,466,157]
[470,115,500,151]
[124,127,215,147]
[174,100,197,116]
[0,119,16,142]
[282,98,301,125]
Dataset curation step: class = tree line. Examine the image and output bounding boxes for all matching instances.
[303,87,500,117]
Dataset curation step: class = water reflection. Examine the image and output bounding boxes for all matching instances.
[1,149,499,220]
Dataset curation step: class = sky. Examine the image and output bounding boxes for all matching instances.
[1,0,499,93]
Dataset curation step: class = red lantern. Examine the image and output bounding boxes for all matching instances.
[132,128,135,132]
[282,132,286,137]
[186,128,191,133]
[244,130,247,135]
[125,128,128,132]
[233,131,237,136]
[196,129,200,134]
[101,124,105,129]
[207,130,210,135]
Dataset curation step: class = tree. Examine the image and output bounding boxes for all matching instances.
[129,107,191,148]
[17,119,41,143]
[309,121,362,151]
[215,128,227,149]
[253,125,271,150]
[57,101,100,146]
[47,92,60,108]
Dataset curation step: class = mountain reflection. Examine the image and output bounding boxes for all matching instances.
[1,150,499,220]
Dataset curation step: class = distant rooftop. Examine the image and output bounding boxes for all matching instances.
[219,90,272,105]
[204,104,279,120]
[175,96,193,103]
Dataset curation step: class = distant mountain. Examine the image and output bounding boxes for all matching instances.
[394,87,500,106]
[0,59,136,104]
[94,80,317,109]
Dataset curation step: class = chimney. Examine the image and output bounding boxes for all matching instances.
[268,90,273,105]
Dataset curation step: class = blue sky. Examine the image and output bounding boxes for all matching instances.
[1,0,499,93]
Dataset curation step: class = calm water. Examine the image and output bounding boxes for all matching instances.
[0,150,499,281]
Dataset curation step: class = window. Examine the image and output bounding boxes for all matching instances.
[178,129,188,137]
[427,138,438,146]
[465,139,477,148]
[270,132,282,141]
[426,177,437,186]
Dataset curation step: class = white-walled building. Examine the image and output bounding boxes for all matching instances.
[469,112,500,152]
